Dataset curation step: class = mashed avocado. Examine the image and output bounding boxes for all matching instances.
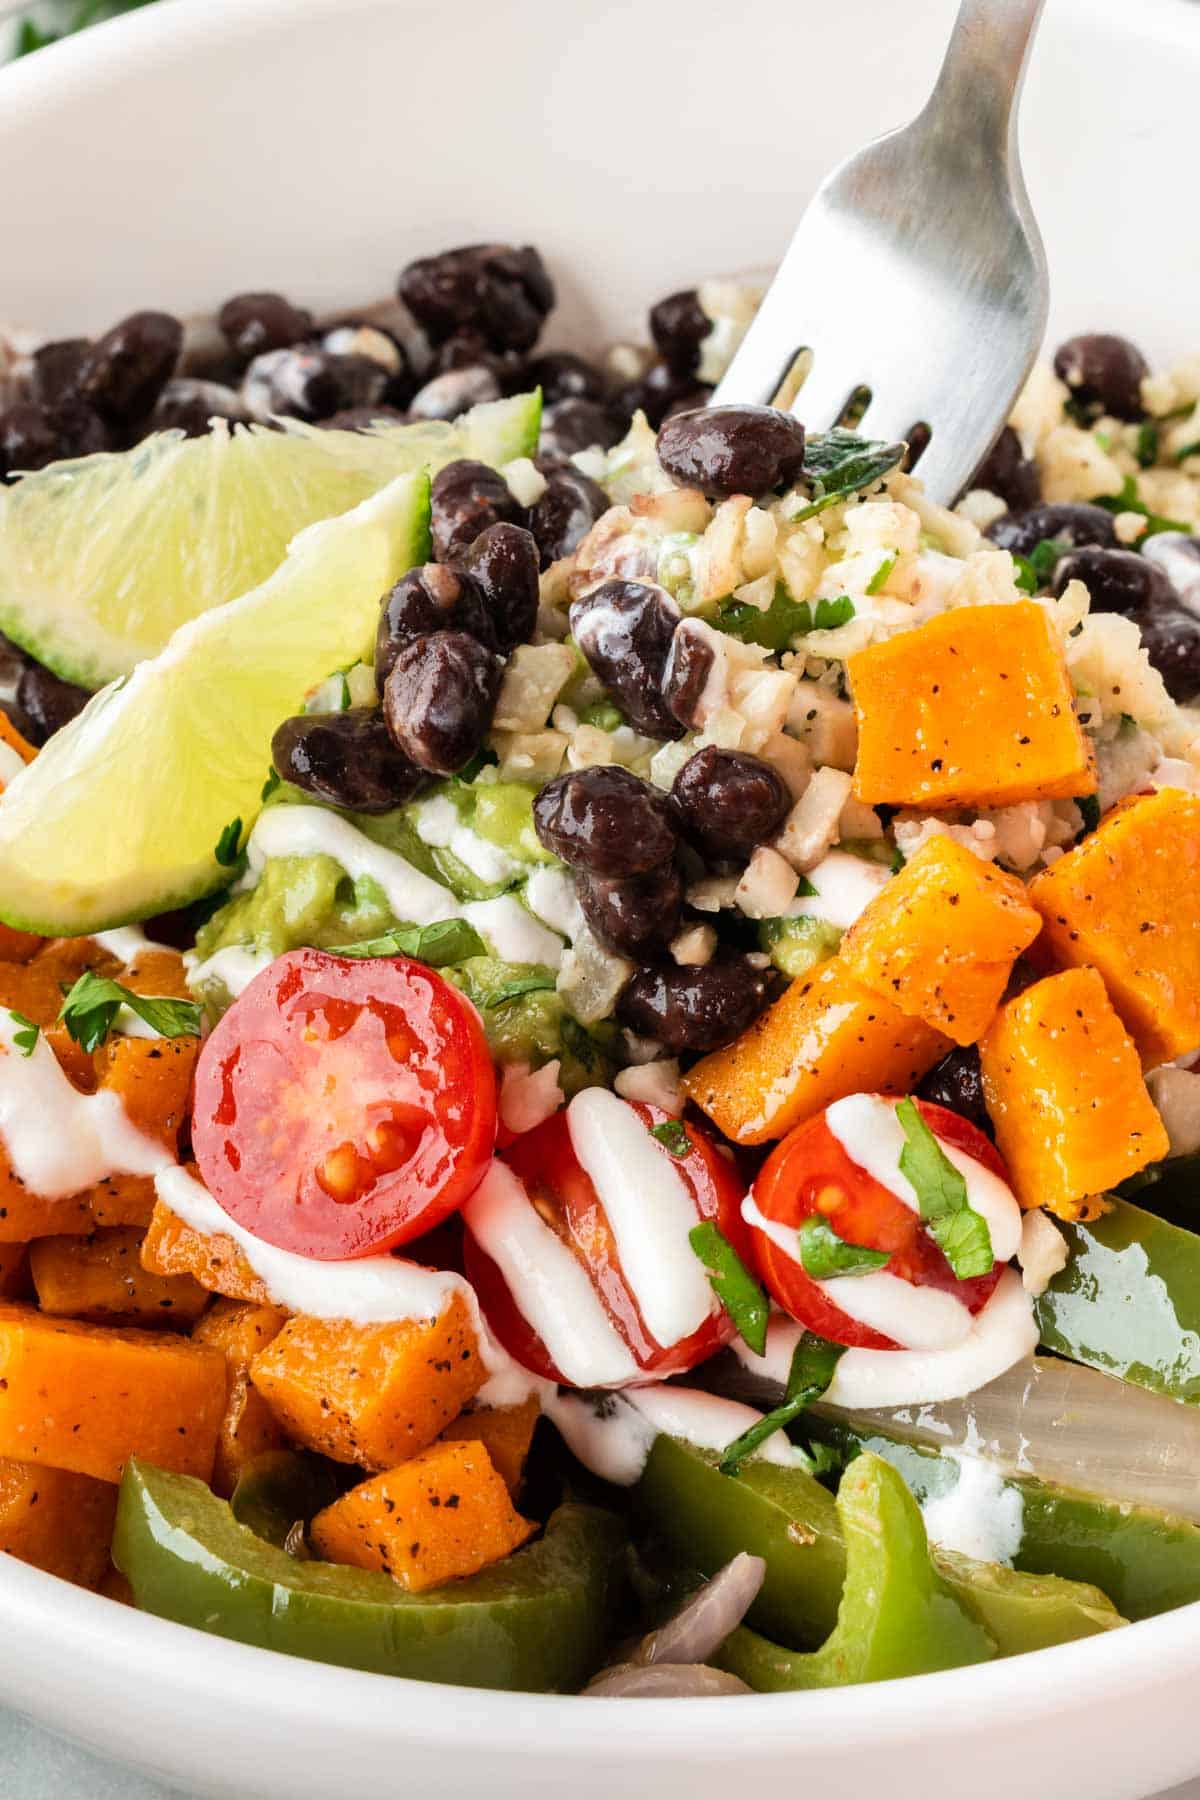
[758,914,843,979]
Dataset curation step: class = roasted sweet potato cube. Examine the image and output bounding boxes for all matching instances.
[0,1455,117,1588]
[0,925,43,963]
[841,835,1042,1043]
[980,967,1169,1218]
[251,1294,485,1471]
[30,1227,210,1328]
[141,1197,271,1305]
[193,1300,290,1497]
[0,1167,158,1244]
[0,1245,28,1299]
[683,955,950,1145]
[440,1398,540,1497]
[93,1032,198,1153]
[0,1302,225,1483]
[1030,788,1200,1064]
[310,1441,535,1592]
[848,602,1096,809]
[193,1298,290,1371]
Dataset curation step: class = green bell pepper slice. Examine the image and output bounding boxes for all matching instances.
[229,1450,344,1548]
[114,1459,627,1692]
[714,1454,995,1690]
[1036,1197,1200,1403]
[636,1435,1122,1653]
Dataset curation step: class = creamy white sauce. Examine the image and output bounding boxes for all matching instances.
[625,1386,810,1471]
[463,896,564,970]
[524,866,584,942]
[0,1011,169,1198]
[566,1089,714,1351]
[786,850,890,929]
[0,740,26,785]
[921,1451,1024,1565]
[460,1161,639,1387]
[185,943,272,1001]
[414,795,523,888]
[741,1195,970,1351]
[544,1384,810,1487]
[92,925,155,963]
[824,1092,1023,1263]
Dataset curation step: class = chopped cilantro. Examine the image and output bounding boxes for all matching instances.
[797,1215,890,1279]
[718,1332,845,1474]
[483,971,558,1008]
[8,1011,39,1057]
[1136,422,1160,468]
[214,818,244,867]
[260,768,281,803]
[688,1222,769,1358]
[1096,477,1190,538]
[895,1097,994,1280]
[649,1119,692,1157]
[58,972,201,1055]
[1012,537,1069,596]
[790,429,906,523]
[717,589,855,650]
[865,554,896,596]
[329,919,486,967]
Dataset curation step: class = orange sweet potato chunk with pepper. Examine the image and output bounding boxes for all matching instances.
[841,835,1041,1044]
[980,967,1168,1217]
[683,955,950,1145]
[30,1227,210,1329]
[0,1301,225,1483]
[250,1294,485,1471]
[141,1196,271,1305]
[440,1397,540,1497]
[310,1440,535,1592]
[848,602,1096,809]
[91,1032,198,1153]
[0,1455,116,1588]
[0,1172,159,1245]
[193,1300,290,1497]
[1030,788,1200,1064]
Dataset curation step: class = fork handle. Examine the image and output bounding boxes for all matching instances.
[927,0,1046,155]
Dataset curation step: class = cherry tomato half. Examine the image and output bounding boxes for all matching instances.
[192,948,496,1259]
[463,1098,751,1385]
[749,1098,1006,1350]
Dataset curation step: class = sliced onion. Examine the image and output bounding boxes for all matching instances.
[583,1663,753,1698]
[638,1552,765,1667]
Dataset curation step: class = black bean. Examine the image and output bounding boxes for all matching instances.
[0,403,62,478]
[150,379,248,437]
[617,956,770,1054]
[376,563,496,688]
[671,747,791,864]
[1051,546,1175,617]
[917,1046,993,1138]
[985,501,1117,557]
[576,863,684,957]
[662,620,717,730]
[615,363,712,430]
[1142,533,1200,609]
[430,332,525,390]
[526,351,606,405]
[460,522,539,654]
[1135,605,1200,704]
[968,425,1040,512]
[1053,333,1148,422]
[242,348,389,422]
[78,311,182,424]
[319,404,410,433]
[569,579,683,739]
[540,398,622,459]
[649,289,710,377]
[218,292,314,363]
[532,766,677,878]
[657,404,806,499]
[271,707,427,814]
[429,459,522,562]
[527,459,609,568]
[382,630,503,775]
[16,662,91,745]
[408,366,502,422]
[29,339,91,409]
[398,244,554,353]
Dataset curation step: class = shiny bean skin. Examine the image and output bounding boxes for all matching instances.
[218,292,314,363]
[576,863,684,957]
[649,290,710,377]
[1135,605,1200,704]
[540,398,623,460]
[917,1046,993,1138]
[78,311,183,423]
[527,460,609,568]
[617,957,771,1054]
[657,405,806,499]
[615,363,712,430]
[241,348,389,423]
[985,502,1117,557]
[1142,533,1200,613]
[398,244,554,354]
[375,564,497,689]
[671,748,791,864]
[16,662,91,745]
[1051,546,1175,616]
[460,522,540,654]
[29,339,91,409]
[408,366,503,422]
[150,379,249,437]
[271,707,427,813]
[525,351,607,405]
[382,630,503,775]
[662,621,717,731]
[569,579,683,739]
[968,426,1040,512]
[429,459,522,561]
[532,766,678,878]
[1053,333,1148,422]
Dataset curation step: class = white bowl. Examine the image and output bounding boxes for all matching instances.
[1,1,1199,1794]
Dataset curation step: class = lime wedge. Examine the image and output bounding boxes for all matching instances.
[0,471,431,935]
[0,392,541,688]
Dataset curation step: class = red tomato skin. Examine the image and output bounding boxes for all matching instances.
[750,1097,1007,1350]
[463,1102,752,1387]
[192,948,496,1260]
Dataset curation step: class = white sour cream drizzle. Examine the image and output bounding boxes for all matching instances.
[785,851,891,929]
[544,1385,809,1487]
[741,1194,971,1351]
[921,1450,1025,1565]
[92,925,155,962]
[414,794,523,888]
[567,1088,714,1349]
[524,867,584,941]
[185,943,272,1001]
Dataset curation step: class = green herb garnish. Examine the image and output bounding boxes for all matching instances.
[895,1096,993,1280]
[1136,422,1160,468]
[717,588,855,650]
[718,1331,845,1474]
[797,1215,890,1280]
[1096,476,1190,538]
[483,971,558,1008]
[649,1119,692,1157]
[8,1011,39,1057]
[688,1222,770,1358]
[214,818,244,867]
[15,0,161,58]
[865,554,896,595]
[1012,537,1070,596]
[791,429,906,523]
[260,769,281,803]
[330,919,486,967]
[58,972,202,1055]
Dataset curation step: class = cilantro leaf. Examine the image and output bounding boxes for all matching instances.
[214,818,244,867]
[1136,422,1160,468]
[649,1119,692,1157]
[895,1096,994,1280]
[260,768,281,803]
[7,1011,39,1057]
[483,971,558,1008]
[1012,537,1069,596]
[688,1222,769,1358]
[58,971,202,1054]
[1096,477,1190,538]
[717,588,855,650]
[718,1331,845,1474]
[330,919,486,968]
[865,554,896,596]
[797,1215,890,1279]
[791,429,906,523]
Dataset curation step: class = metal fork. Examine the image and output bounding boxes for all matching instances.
[714,0,1048,505]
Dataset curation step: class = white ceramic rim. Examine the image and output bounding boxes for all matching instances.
[2,0,1200,1762]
